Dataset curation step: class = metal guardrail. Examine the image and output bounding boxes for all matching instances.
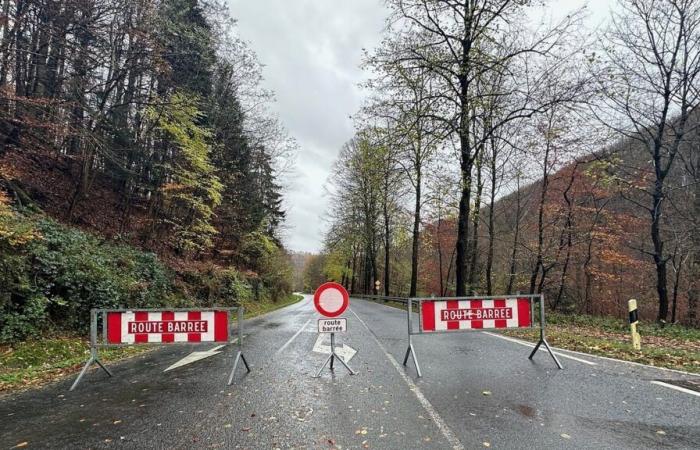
[351,294,409,304]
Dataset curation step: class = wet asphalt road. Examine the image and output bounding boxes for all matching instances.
[1,295,699,449]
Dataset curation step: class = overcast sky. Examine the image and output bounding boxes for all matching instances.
[226,0,613,254]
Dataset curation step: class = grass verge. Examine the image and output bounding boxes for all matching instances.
[500,312,700,373]
[0,293,305,393]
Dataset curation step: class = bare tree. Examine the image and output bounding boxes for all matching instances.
[386,0,585,295]
[598,0,700,322]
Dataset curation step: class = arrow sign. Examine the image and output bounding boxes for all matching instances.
[312,334,356,363]
[164,336,244,372]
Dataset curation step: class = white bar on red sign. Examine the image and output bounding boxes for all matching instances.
[106,310,229,344]
[420,298,531,332]
[318,318,347,333]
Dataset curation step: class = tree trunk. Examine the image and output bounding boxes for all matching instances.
[529,119,553,295]
[410,170,421,297]
[383,181,391,297]
[350,247,358,295]
[671,252,683,324]
[437,215,444,296]
[468,152,483,292]
[651,179,669,323]
[688,156,700,325]
[486,143,497,295]
[506,174,522,295]
[554,164,578,310]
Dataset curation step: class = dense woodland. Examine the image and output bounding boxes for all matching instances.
[0,0,295,342]
[309,0,700,325]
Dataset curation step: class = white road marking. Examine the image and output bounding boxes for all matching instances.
[531,344,699,376]
[275,318,312,355]
[311,334,357,362]
[164,345,226,372]
[350,308,464,450]
[650,381,700,398]
[482,331,597,366]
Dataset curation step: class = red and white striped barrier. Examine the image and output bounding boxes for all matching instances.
[70,307,250,391]
[421,298,531,332]
[403,294,561,377]
[106,310,229,344]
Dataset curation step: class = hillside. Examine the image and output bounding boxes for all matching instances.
[0,0,296,345]
[419,128,698,324]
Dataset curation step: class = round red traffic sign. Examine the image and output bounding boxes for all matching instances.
[313,282,349,317]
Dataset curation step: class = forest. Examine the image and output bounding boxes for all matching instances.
[308,0,700,326]
[0,0,295,343]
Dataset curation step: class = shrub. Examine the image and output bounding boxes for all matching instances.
[177,265,254,306]
[0,209,174,342]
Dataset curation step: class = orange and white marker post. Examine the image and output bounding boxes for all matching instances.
[628,299,641,350]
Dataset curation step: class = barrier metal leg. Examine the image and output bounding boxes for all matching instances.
[542,338,563,369]
[528,296,563,369]
[70,349,111,391]
[403,342,422,377]
[227,351,251,385]
[227,308,251,386]
[70,310,111,391]
[94,357,113,377]
[528,340,542,359]
[402,299,422,377]
[403,345,411,366]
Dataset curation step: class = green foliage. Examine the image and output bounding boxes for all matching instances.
[178,265,254,306]
[149,91,223,253]
[0,210,173,343]
[240,231,294,301]
[30,219,173,332]
[303,254,328,292]
[584,157,622,188]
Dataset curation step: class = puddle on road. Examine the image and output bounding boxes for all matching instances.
[516,404,537,418]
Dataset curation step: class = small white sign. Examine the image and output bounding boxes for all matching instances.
[318,318,347,333]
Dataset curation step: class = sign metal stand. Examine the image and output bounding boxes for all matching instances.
[314,332,355,377]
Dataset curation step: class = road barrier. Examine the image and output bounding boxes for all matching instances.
[70,307,250,391]
[354,293,562,376]
[404,294,562,376]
